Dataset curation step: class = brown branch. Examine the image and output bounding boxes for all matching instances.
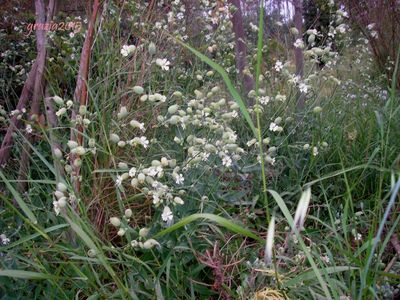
[0,61,38,168]
[228,0,255,95]
[17,0,56,193]
[69,0,101,193]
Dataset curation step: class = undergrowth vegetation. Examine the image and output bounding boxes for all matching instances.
[1,1,400,299]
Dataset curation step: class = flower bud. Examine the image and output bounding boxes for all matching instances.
[168,105,179,114]
[313,106,322,114]
[53,95,64,106]
[54,148,63,159]
[137,173,146,184]
[67,140,78,149]
[160,157,169,167]
[133,86,144,94]
[139,227,150,238]
[117,228,126,236]
[57,182,67,192]
[58,197,67,208]
[142,239,160,249]
[173,197,184,205]
[56,107,67,117]
[125,208,133,218]
[79,105,87,115]
[110,217,121,227]
[148,42,156,55]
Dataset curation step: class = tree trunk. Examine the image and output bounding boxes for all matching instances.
[184,0,202,47]
[294,0,305,110]
[228,0,255,94]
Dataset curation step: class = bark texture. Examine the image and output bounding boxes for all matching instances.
[228,0,255,94]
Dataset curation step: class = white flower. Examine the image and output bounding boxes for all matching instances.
[161,206,173,221]
[259,96,270,105]
[222,155,232,167]
[274,60,283,72]
[312,146,319,156]
[355,233,362,241]
[130,136,149,148]
[294,38,304,49]
[174,173,184,185]
[115,175,123,187]
[173,196,184,205]
[275,93,286,102]
[155,58,171,71]
[25,124,33,134]
[53,200,61,215]
[0,234,10,245]
[269,122,279,132]
[121,44,136,57]
[130,120,145,132]
[247,139,257,147]
[299,83,309,94]
[322,255,330,264]
[129,167,137,177]
[139,136,149,148]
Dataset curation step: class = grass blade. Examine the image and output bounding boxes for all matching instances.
[267,189,332,299]
[0,270,55,280]
[0,169,38,224]
[152,213,263,243]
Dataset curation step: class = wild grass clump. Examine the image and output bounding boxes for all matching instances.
[1,1,400,299]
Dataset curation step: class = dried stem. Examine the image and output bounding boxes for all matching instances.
[69,0,101,194]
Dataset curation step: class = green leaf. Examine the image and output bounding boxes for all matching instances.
[153,213,263,243]
[0,170,38,224]
[267,189,332,299]
[0,270,55,280]
[1,223,70,250]
[283,266,358,288]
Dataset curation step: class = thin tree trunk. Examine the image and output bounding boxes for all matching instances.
[17,0,56,192]
[294,0,305,110]
[69,0,101,194]
[228,0,255,94]
[0,62,38,168]
[184,0,202,47]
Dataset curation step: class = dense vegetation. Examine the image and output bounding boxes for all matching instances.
[1,0,399,299]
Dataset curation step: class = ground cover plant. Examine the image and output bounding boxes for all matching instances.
[1,0,400,299]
